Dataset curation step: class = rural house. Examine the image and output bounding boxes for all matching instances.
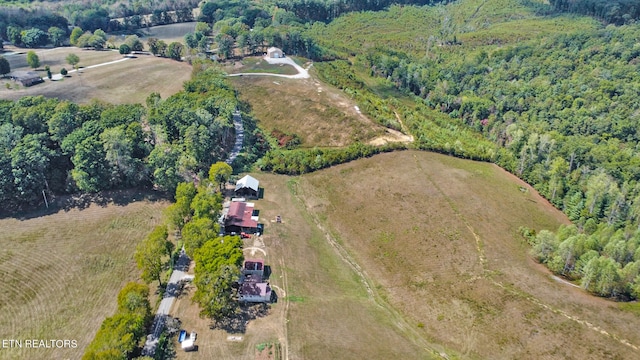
[235,175,260,198]
[239,258,272,303]
[224,201,259,234]
[10,71,43,87]
[267,47,283,58]
[239,281,272,303]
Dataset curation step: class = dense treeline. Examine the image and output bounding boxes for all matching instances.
[82,282,152,360]
[550,0,640,25]
[305,2,640,299]
[258,142,407,174]
[0,9,69,46]
[0,62,243,213]
[275,0,450,23]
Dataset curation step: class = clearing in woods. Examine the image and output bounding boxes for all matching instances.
[230,70,395,148]
[0,46,191,104]
[176,151,640,359]
[292,150,640,359]
[0,191,168,360]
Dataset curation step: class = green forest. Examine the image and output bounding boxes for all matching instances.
[297,0,640,300]
[0,64,262,212]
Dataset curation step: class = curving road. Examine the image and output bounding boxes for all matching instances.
[227,56,311,79]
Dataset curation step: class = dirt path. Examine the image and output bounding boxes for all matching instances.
[51,56,131,80]
[142,249,192,357]
[225,109,244,164]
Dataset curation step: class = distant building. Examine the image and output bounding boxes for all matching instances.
[234,175,260,198]
[267,47,283,58]
[224,201,259,234]
[10,71,43,87]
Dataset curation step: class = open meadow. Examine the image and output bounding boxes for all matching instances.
[171,173,434,360]
[230,72,390,148]
[0,191,168,360]
[292,150,640,359]
[0,46,192,104]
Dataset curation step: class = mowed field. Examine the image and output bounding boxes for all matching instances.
[0,46,191,104]
[0,192,168,359]
[170,173,435,360]
[290,150,640,359]
[230,72,389,148]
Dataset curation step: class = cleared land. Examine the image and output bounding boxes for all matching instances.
[172,174,432,360]
[226,57,300,76]
[230,72,390,148]
[133,22,198,45]
[0,46,191,104]
[0,191,168,360]
[292,150,640,359]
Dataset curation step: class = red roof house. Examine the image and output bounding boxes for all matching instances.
[224,201,258,234]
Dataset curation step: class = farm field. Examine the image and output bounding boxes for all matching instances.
[0,46,192,104]
[0,191,168,360]
[171,173,433,360]
[292,150,640,359]
[133,22,198,45]
[230,73,392,148]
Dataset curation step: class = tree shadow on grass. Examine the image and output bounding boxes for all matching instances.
[0,188,171,221]
[210,303,270,334]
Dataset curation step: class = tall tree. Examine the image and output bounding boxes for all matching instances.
[0,56,10,77]
[66,53,80,71]
[135,225,172,287]
[208,162,232,191]
[11,133,54,205]
[69,27,83,46]
[26,51,40,69]
[48,27,66,47]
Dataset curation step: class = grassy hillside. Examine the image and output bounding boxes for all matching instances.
[0,192,168,360]
[294,151,640,359]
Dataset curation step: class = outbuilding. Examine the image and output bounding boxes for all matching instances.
[235,175,259,198]
[267,47,283,58]
[10,71,43,87]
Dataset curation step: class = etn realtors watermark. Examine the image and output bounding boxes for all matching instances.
[1,339,78,349]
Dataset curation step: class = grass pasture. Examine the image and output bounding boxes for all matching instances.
[230,74,387,148]
[133,22,198,45]
[0,46,191,104]
[171,173,434,360]
[0,192,168,360]
[227,57,299,76]
[292,150,640,359]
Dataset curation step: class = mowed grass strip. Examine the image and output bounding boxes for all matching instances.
[230,75,385,148]
[296,150,640,359]
[259,174,437,360]
[0,194,168,360]
[0,47,191,104]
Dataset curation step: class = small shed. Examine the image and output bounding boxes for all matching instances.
[10,71,43,87]
[235,175,259,198]
[267,47,283,58]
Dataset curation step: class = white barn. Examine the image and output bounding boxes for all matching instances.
[235,175,259,198]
